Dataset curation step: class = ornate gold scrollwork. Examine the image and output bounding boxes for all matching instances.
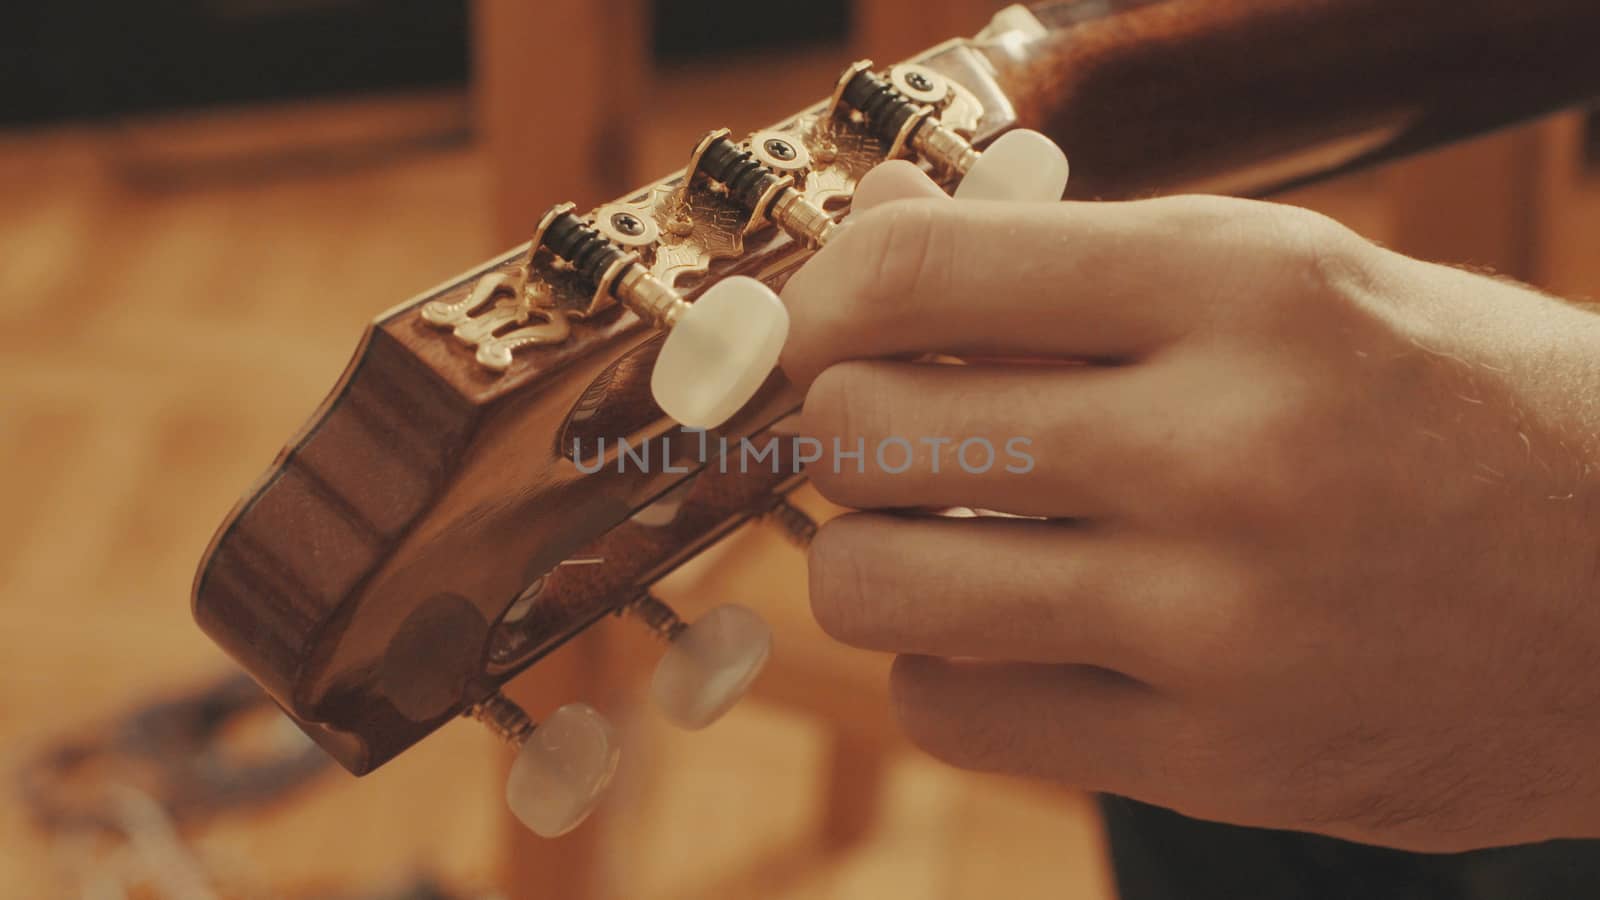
[650,182,747,287]
[421,54,991,374]
[421,269,572,373]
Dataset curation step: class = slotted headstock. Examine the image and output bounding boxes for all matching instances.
[194,0,1600,834]
[192,14,1036,779]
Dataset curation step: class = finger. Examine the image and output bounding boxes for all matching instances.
[850,160,949,210]
[809,513,1199,679]
[798,358,1167,518]
[781,194,1269,385]
[891,655,1180,793]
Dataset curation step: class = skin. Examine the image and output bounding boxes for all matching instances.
[780,160,1600,853]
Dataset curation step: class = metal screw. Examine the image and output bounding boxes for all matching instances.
[905,71,935,93]
[763,138,798,162]
[610,212,646,236]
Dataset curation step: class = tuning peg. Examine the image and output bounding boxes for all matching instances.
[686,129,838,249]
[650,275,789,429]
[952,129,1070,203]
[828,61,1069,203]
[470,693,619,838]
[626,594,772,730]
[533,206,788,430]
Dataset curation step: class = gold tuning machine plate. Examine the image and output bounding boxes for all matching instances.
[421,46,999,373]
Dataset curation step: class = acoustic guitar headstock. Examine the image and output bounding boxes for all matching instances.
[194,0,1600,836]
[192,5,1069,837]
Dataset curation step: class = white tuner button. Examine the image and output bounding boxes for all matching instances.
[504,703,620,838]
[651,276,789,429]
[650,604,773,730]
[953,129,1070,203]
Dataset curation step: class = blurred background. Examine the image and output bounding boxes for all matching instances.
[2,1,1597,898]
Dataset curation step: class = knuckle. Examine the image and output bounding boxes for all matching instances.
[1263,204,1368,295]
[1137,196,1284,328]
[1246,204,1378,331]
[802,363,890,503]
[1166,197,1373,331]
[851,199,953,320]
[1159,194,1253,234]
[779,199,955,380]
[801,363,853,433]
[805,361,888,437]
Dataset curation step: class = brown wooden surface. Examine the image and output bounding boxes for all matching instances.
[1535,114,1600,300]
[854,0,1008,63]
[1388,126,1548,281]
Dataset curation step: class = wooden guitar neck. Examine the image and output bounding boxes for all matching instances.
[1008,0,1600,197]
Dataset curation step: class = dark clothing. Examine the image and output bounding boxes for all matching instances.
[1100,796,1600,899]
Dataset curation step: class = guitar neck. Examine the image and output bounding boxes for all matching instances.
[996,0,1600,197]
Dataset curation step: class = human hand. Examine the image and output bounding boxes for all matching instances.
[781,160,1600,852]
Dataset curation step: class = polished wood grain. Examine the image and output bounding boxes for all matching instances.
[1020,0,1600,198]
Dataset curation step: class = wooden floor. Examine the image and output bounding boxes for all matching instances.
[0,116,508,898]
